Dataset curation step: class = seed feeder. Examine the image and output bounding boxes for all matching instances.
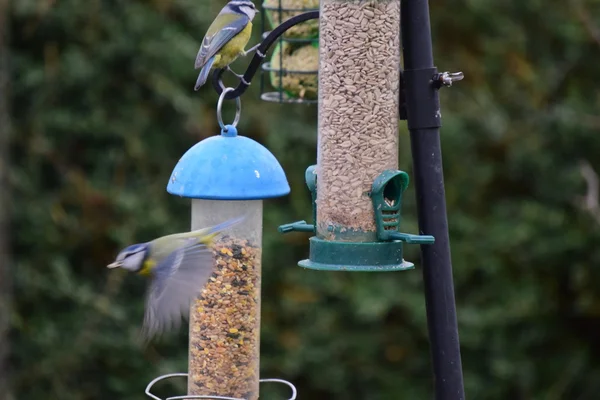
[145,88,295,400]
[276,0,434,272]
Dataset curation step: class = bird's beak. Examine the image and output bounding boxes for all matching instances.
[107,261,121,269]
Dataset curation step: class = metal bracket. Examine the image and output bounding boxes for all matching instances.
[399,69,408,120]
[403,67,441,130]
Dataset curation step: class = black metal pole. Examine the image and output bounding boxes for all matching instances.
[401,1,466,399]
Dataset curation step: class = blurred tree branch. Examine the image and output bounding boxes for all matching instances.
[0,0,12,399]
[571,0,600,49]
[576,160,600,225]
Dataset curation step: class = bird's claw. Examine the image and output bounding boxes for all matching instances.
[226,65,245,79]
[241,43,263,58]
[224,44,263,86]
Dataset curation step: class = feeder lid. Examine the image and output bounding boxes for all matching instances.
[167,125,290,200]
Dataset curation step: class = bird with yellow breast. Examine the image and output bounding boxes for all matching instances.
[194,0,259,90]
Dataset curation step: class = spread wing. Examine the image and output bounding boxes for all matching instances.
[141,239,215,341]
[194,12,250,69]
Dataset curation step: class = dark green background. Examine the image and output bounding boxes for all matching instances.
[5,0,600,399]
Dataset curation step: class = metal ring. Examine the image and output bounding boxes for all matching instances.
[145,373,298,400]
[260,378,298,400]
[217,87,241,131]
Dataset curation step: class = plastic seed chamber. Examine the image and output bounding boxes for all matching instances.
[280,0,435,270]
[189,201,262,398]
[159,124,291,400]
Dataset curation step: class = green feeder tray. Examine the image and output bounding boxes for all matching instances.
[298,237,412,272]
[279,168,435,271]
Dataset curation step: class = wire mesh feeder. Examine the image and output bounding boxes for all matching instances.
[260,0,319,104]
[145,373,298,400]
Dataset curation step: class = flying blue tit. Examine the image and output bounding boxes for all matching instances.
[107,217,243,341]
[194,0,258,90]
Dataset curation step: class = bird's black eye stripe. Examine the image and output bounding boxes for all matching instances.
[122,247,145,259]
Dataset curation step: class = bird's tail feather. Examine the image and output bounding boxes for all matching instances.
[194,56,215,91]
[191,216,245,246]
[173,216,245,244]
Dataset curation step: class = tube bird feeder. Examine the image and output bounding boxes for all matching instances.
[280,0,433,270]
[166,121,290,399]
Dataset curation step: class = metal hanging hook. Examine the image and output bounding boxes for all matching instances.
[217,87,241,131]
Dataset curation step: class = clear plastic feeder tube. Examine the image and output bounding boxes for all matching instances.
[189,199,263,400]
[317,0,401,241]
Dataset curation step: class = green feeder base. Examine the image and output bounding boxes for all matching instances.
[297,236,414,272]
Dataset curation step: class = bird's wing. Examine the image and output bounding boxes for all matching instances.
[150,216,244,262]
[141,239,215,341]
[194,12,250,69]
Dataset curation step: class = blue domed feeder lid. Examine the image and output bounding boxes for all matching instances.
[166,125,290,200]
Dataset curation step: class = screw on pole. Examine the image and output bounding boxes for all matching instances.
[432,71,465,89]
[401,0,466,399]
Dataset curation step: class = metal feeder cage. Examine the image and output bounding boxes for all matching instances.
[259,0,319,104]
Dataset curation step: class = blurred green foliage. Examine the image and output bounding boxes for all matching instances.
[7,0,600,399]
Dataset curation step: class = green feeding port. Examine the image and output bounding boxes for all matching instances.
[278,165,317,234]
[278,168,435,271]
[371,170,435,245]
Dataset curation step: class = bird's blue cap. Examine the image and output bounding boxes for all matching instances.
[166,125,290,200]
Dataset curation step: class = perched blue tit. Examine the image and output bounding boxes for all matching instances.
[107,217,243,340]
[194,0,258,90]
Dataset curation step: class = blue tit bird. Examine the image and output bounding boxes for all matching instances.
[107,217,243,341]
[194,0,259,90]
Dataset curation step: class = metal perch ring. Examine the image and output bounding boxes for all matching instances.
[217,87,241,131]
[145,373,298,400]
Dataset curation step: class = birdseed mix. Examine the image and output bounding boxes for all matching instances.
[264,0,320,38]
[316,0,400,238]
[188,236,261,400]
